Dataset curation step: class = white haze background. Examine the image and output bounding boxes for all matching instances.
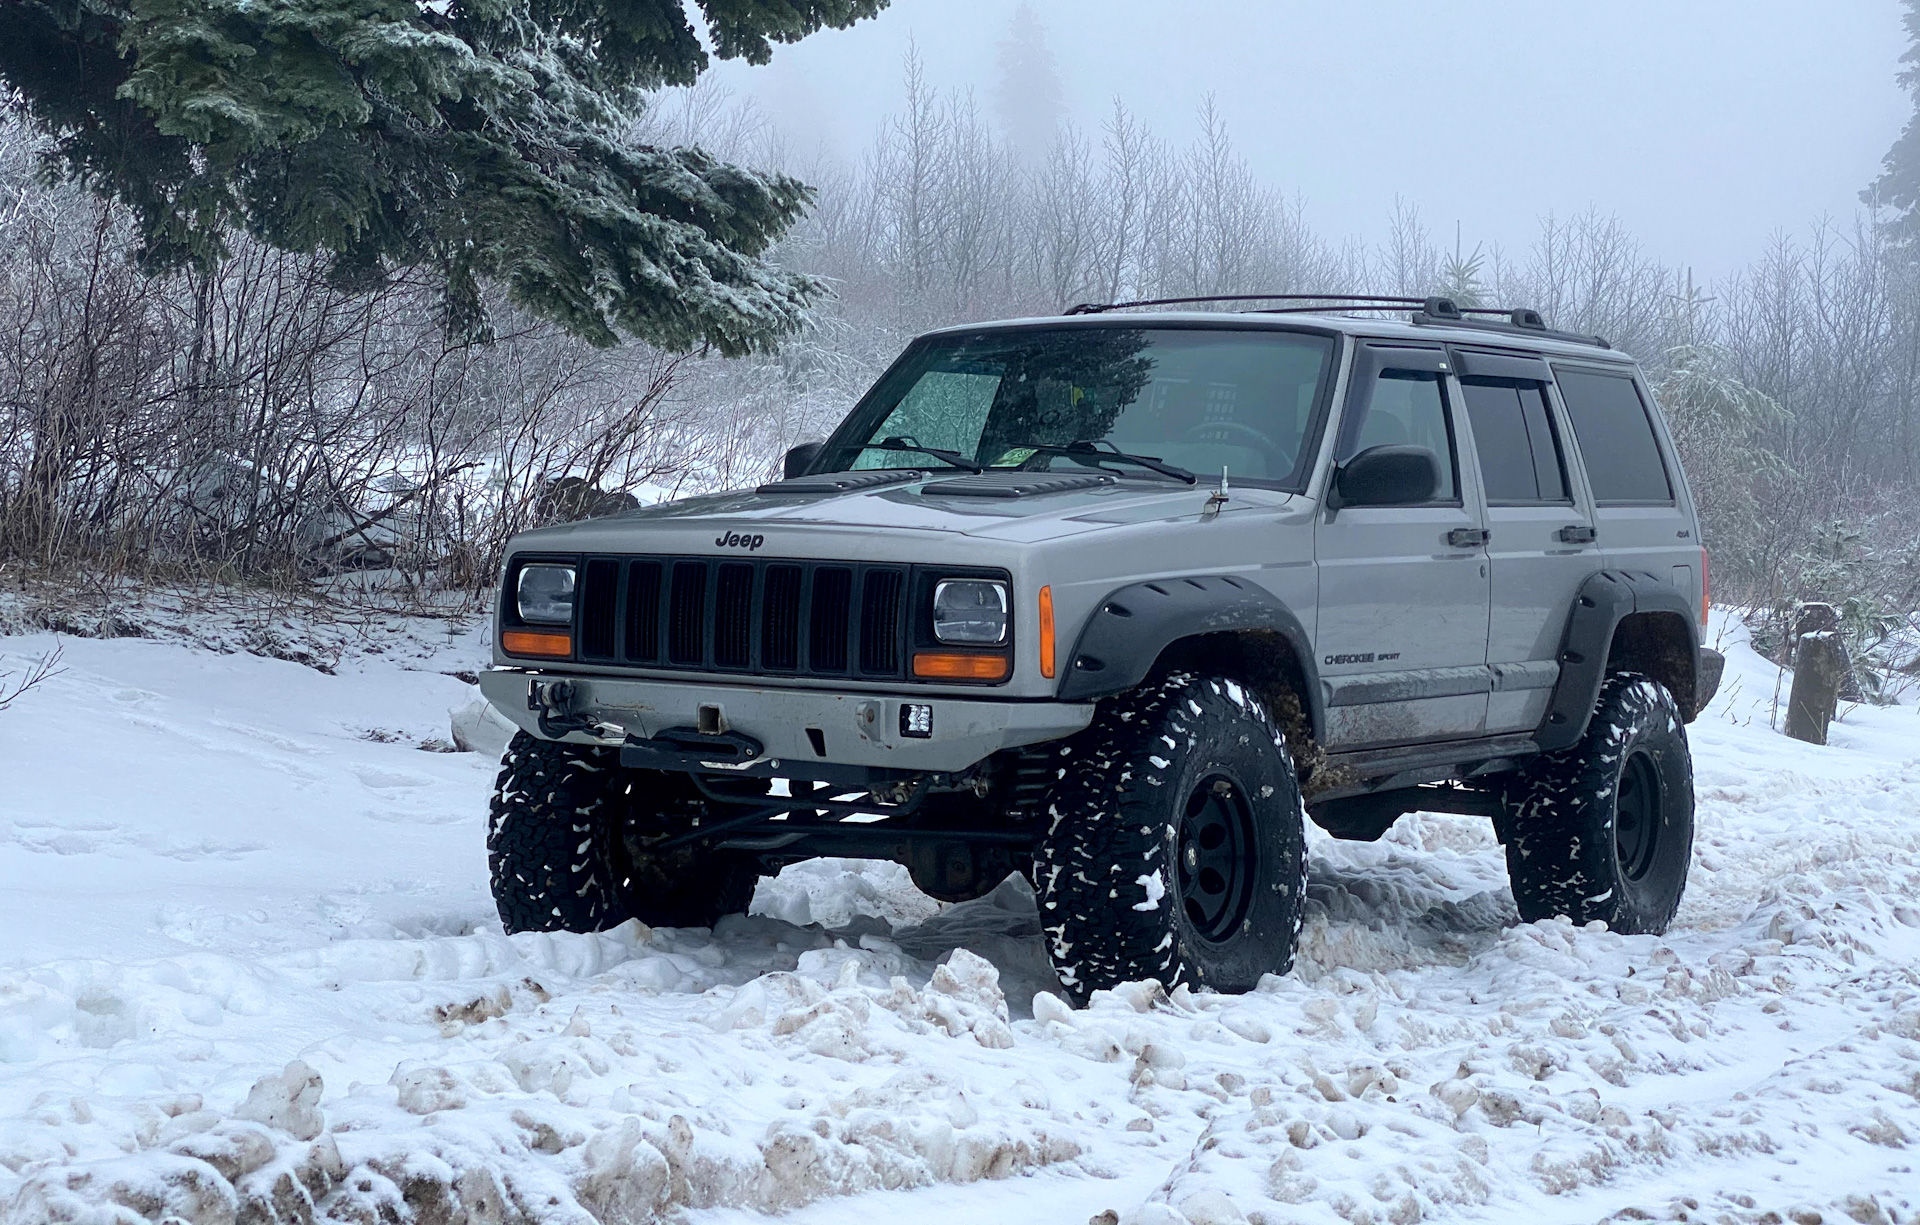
[714,0,1908,280]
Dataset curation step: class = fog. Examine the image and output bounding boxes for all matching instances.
[712,0,1909,279]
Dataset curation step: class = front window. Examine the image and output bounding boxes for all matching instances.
[821,327,1339,489]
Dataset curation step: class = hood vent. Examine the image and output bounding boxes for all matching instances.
[757,469,926,495]
[920,471,1116,499]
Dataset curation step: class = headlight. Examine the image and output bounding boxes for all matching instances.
[933,579,1009,645]
[516,564,576,625]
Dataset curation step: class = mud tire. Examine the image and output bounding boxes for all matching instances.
[1502,673,1695,934]
[488,732,758,932]
[1035,673,1309,1004]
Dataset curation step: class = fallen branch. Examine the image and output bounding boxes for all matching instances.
[0,644,63,712]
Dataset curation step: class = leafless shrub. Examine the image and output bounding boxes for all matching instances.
[1,60,1917,644]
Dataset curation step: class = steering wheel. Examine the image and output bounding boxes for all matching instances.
[1179,420,1281,454]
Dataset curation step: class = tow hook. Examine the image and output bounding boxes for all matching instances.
[528,679,595,739]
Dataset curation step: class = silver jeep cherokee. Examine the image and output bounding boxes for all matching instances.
[479,294,1725,1001]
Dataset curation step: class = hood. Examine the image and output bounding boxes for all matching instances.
[510,470,1291,554]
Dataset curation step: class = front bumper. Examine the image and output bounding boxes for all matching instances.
[477,669,1095,773]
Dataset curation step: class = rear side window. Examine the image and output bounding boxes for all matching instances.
[1555,369,1674,504]
[1461,380,1569,504]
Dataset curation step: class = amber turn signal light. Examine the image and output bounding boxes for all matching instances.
[1038,585,1055,679]
[912,651,1010,681]
[502,629,572,658]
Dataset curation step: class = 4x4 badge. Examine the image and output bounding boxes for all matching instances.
[715,531,765,551]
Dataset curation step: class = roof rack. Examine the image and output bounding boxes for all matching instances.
[1059,293,1610,350]
[1406,301,1611,350]
[1063,293,1431,315]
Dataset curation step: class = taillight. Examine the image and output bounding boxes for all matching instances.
[1700,547,1710,629]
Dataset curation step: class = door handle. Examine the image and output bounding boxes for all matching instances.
[1446,527,1490,548]
[1557,524,1597,544]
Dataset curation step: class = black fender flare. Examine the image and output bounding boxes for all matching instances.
[1538,569,1700,752]
[1056,575,1324,739]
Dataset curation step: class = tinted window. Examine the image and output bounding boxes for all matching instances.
[1555,369,1674,504]
[1340,369,1457,502]
[831,329,1338,490]
[1462,380,1570,504]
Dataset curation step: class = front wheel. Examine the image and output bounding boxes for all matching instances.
[1035,673,1309,1004]
[1502,673,1695,934]
[488,733,759,933]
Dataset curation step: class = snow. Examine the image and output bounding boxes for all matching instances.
[1132,872,1167,913]
[0,612,1917,1225]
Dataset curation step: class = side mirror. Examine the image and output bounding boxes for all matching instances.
[1330,445,1441,509]
[783,440,824,479]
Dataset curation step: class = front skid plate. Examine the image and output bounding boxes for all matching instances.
[477,669,1094,773]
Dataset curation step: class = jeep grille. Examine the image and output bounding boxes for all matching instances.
[573,555,908,679]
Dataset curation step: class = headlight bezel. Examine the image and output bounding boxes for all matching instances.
[909,566,1016,686]
[931,577,1011,646]
[499,553,580,660]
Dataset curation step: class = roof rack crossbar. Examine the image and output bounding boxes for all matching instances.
[1407,308,1611,350]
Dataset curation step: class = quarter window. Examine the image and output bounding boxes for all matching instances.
[1555,369,1674,504]
[1461,380,1570,504]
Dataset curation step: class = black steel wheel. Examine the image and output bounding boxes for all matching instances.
[1178,774,1259,942]
[1035,672,1309,1004]
[1501,673,1695,934]
[1613,749,1665,882]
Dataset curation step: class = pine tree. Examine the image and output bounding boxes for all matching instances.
[1867,0,1920,246]
[0,0,886,353]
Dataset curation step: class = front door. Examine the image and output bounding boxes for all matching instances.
[1314,344,1492,748]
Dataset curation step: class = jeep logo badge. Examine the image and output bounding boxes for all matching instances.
[715,531,766,551]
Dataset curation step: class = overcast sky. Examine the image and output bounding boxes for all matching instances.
[709,0,1911,281]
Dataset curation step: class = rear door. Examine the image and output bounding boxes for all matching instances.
[1452,349,1598,734]
[1551,364,1701,610]
[1314,344,1491,748]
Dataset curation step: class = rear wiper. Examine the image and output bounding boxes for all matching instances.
[862,437,984,473]
[1002,440,1197,485]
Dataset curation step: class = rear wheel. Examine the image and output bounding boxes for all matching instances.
[488,732,758,933]
[1502,673,1694,934]
[1035,673,1309,1004]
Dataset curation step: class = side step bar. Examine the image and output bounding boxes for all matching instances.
[1313,733,1538,801]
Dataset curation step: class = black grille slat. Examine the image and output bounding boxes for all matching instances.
[668,561,708,665]
[624,561,662,662]
[715,564,755,668]
[579,560,620,659]
[762,565,803,670]
[808,567,853,673]
[859,569,905,674]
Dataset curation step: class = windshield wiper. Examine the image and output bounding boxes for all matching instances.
[861,437,984,473]
[1001,440,1197,485]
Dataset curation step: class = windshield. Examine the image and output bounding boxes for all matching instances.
[822,327,1339,489]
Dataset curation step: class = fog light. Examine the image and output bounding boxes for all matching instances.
[900,703,933,738]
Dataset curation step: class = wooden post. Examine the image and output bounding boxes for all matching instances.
[1791,601,1840,645]
[1785,630,1847,745]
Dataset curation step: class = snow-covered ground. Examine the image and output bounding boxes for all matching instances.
[1,613,1917,1225]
